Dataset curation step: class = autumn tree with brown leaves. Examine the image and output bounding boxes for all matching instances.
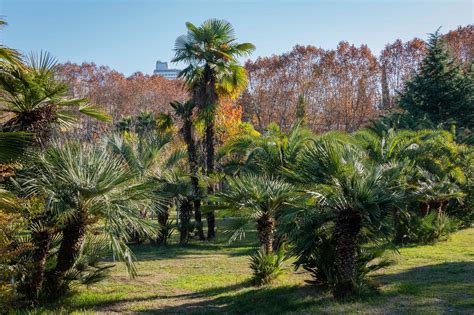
[57,62,188,139]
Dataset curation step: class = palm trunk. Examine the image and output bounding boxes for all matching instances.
[332,208,361,299]
[46,211,87,294]
[157,207,170,246]
[257,215,275,253]
[420,202,430,216]
[193,194,205,240]
[26,230,52,300]
[183,116,205,240]
[4,105,58,147]
[202,64,218,240]
[179,199,193,244]
[205,119,216,239]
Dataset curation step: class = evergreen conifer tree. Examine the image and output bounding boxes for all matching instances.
[399,30,473,129]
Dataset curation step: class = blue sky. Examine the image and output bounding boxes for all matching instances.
[1,0,472,76]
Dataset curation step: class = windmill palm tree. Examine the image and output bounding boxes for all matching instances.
[172,19,255,239]
[16,141,155,297]
[293,138,404,298]
[0,52,111,145]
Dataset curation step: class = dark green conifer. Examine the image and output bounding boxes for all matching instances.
[399,30,473,129]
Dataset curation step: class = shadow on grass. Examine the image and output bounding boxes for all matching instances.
[57,281,254,313]
[12,261,474,314]
[139,262,474,314]
[125,235,259,262]
[133,283,327,314]
[377,261,474,312]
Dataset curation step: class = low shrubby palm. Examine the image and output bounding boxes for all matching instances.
[153,167,196,244]
[212,174,298,253]
[289,138,404,298]
[211,174,297,284]
[356,128,469,242]
[249,246,286,286]
[211,174,299,285]
[107,131,173,244]
[13,141,155,300]
[220,122,313,177]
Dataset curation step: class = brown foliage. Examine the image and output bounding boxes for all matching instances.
[55,26,472,138]
[56,63,188,138]
[444,25,474,69]
[240,25,473,133]
[380,38,426,108]
[240,44,380,133]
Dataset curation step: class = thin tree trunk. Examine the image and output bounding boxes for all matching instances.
[381,63,391,109]
[257,215,275,254]
[332,208,361,299]
[192,64,219,240]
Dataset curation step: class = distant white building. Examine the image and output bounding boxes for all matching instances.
[153,61,180,80]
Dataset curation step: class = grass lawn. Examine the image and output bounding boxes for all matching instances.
[7,227,474,314]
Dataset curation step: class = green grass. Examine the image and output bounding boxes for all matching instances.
[6,228,474,314]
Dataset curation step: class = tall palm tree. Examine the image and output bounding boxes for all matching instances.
[16,141,155,297]
[211,174,298,253]
[0,52,111,145]
[172,19,255,239]
[170,100,205,240]
[294,138,404,298]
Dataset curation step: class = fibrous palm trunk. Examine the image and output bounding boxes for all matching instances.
[257,214,275,254]
[332,208,361,299]
[46,211,87,295]
[203,65,218,239]
[157,207,170,246]
[179,199,193,244]
[3,105,58,147]
[182,118,205,240]
[191,64,218,240]
[25,230,52,301]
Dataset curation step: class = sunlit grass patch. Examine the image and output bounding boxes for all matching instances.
[6,227,474,314]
